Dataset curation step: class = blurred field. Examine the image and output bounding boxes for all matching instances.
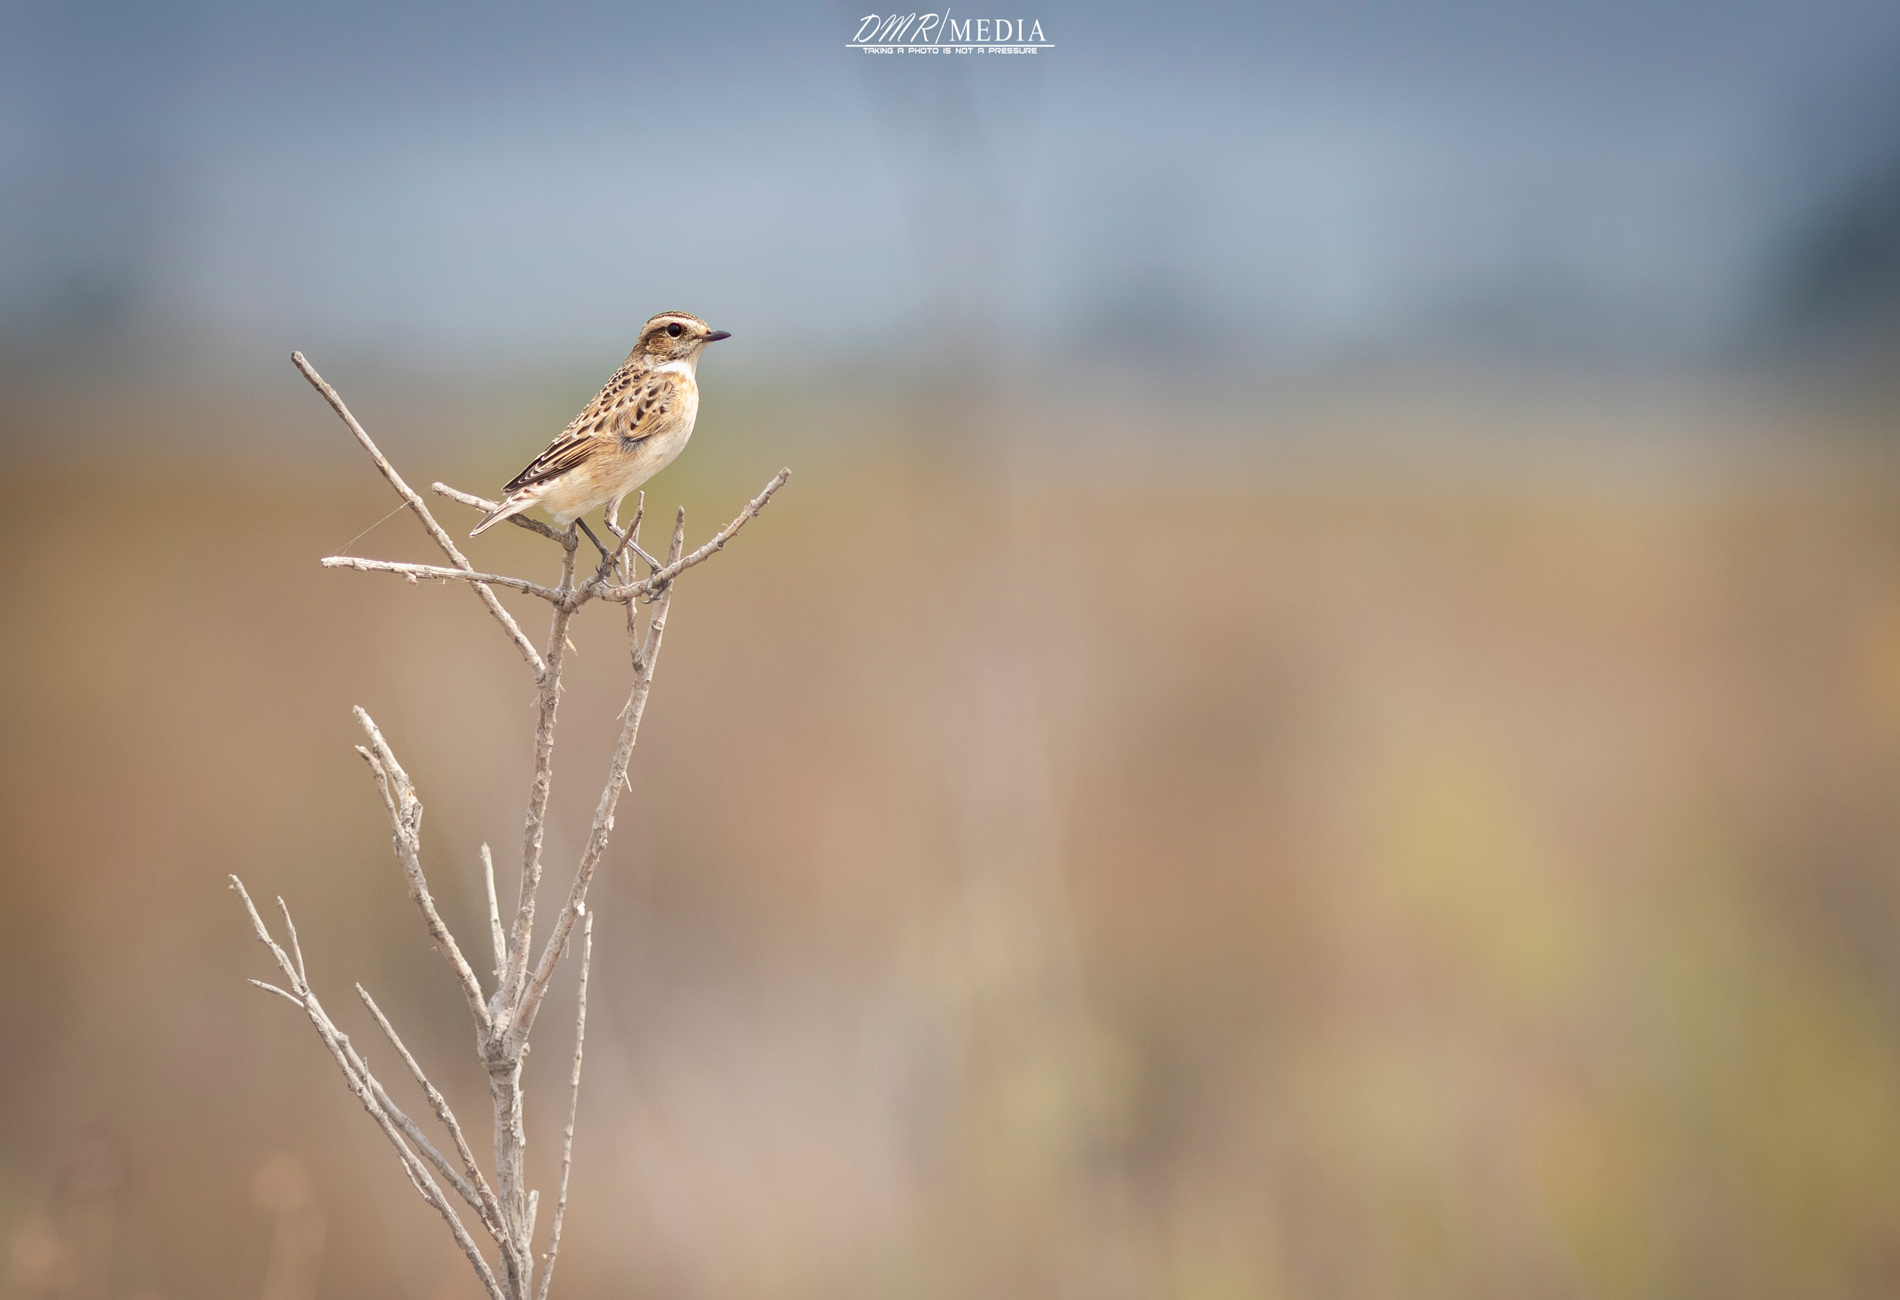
[6,373,1900,1299]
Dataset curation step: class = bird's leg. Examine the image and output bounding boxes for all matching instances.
[590,511,637,585]
[576,518,615,564]
[601,501,628,585]
[629,538,665,574]
[589,520,629,584]
[594,514,664,578]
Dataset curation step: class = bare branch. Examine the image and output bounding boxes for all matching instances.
[361,1065,485,1217]
[322,1021,504,1300]
[293,352,546,676]
[231,877,507,1300]
[358,985,510,1252]
[591,498,650,586]
[599,469,790,602]
[537,909,592,1300]
[249,979,304,1007]
[276,897,307,986]
[483,844,507,985]
[502,539,579,1017]
[433,483,573,546]
[320,556,563,602]
[512,511,684,1045]
[233,876,300,985]
[610,492,643,543]
[352,708,492,1034]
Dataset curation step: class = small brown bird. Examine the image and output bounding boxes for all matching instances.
[471,311,730,544]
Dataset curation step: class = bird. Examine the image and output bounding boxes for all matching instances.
[471,311,731,554]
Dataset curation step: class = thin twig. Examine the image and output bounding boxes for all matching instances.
[319,556,563,602]
[352,708,492,1034]
[599,469,789,602]
[293,353,546,676]
[231,878,507,1300]
[483,844,507,985]
[276,897,307,986]
[249,979,304,1007]
[512,510,684,1046]
[536,910,591,1300]
[359,1059,486,1217]
[241,888,480,1219]
[603,493,645,588]
[592,496,649,585]
[234,876,298,983]
[323,1018,502,1300]
[502,537,579,1016]
[358,985,511,1255]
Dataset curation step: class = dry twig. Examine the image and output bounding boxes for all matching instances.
[231,878,506,1300]
[294,353,545,675]
[537,909,591,1300]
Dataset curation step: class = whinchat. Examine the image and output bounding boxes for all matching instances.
[471,311,731,542]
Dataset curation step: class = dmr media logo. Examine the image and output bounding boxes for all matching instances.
[849,12,1053,54]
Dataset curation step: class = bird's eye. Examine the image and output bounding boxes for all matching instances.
[667,322,683,337]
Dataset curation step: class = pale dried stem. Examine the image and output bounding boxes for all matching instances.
[600,469,789,603]
[503,538,579,1016]
[484,535,582,1298]
[608,492,644,543]
[487,1061,529,1298]
[592,495,648,585]
[512,511,683,1046]
[483,844,507,985]
[327,474,789,616]
[357,985,513,1261]
[294,352,545,676]
[537,910,591,1300]
[241,894,480,1221]
[318,556,563,601]
[249,979,303,1007]
[352,707,491,1033]
[352,1044,485,1216]
[276,897,306,986]
[602,494,646,590]
[231,878,507,1300]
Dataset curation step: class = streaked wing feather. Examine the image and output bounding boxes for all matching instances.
[501,368,687,493]
[503,435,598,493]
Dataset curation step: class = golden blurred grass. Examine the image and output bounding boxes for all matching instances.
[5,375,1900,1298]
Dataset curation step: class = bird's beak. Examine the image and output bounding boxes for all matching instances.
[705,329,732,342]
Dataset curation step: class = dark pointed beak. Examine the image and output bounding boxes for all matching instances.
[705,329,732,342]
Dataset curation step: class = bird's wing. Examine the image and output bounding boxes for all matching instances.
[502,367,688,494]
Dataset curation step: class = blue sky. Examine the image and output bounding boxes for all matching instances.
[4,0,1898,370]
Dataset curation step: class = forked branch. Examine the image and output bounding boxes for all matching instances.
[231,878,506,1300]
[512,509,684,1047]
[294,353,546,675]
[352,707,490,1033]
[537,909,592,1300]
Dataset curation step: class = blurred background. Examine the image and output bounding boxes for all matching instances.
[6,1,1900,1296]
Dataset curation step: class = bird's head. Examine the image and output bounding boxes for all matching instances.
[631,311,730,368]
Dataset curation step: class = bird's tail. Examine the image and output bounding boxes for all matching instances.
[470,494,530,537]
